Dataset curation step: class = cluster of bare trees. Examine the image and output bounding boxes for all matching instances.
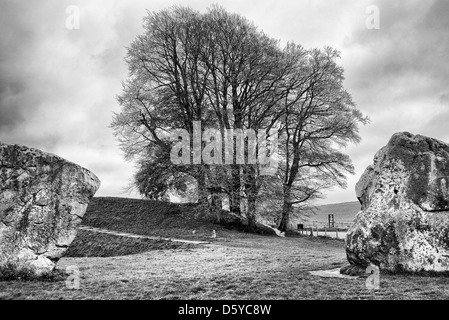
[111,6,368,232]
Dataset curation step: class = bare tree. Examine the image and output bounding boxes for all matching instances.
[276,45,368,232]
[201,7,286,221]
[112,6,367,234]
[111,7,214,206]
[199,6,295,230]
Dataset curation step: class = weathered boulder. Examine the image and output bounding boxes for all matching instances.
[345,132,449,273]
[0,143,100,276]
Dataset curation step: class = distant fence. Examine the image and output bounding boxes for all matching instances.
[288,220,353,240]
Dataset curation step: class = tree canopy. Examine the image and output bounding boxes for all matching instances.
[111,5,368,232]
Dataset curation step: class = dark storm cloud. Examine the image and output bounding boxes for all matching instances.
[344,0,449,103]
[440,93,449,106]
[0,0,62,134]
[0,79,25,129]
[286,0,449,203]
[0,0,448,203]
[0,0,137,197]
[346,0,449,144]
[0,1,33,130]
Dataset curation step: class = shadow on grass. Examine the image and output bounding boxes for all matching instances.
[0,262,67,282]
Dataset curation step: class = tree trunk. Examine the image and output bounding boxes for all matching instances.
[244,165,259,233]
[196,167,209,208]
[210,193,222,223]
[278,185,292,232]
[229,165,241,215]
[231,99,242,216]
[246,191,258,233]
[215,208,222,223]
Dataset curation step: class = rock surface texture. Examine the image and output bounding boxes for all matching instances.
[345,132,449,273]
[0,143,100,275]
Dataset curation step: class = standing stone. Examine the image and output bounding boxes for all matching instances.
[344,132,449,274]
[0,143,100,276]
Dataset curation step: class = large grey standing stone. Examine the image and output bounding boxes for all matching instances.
[0,143,100,275]
[345,132,449,273]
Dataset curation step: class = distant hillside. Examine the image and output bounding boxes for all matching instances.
[295,201,361,225]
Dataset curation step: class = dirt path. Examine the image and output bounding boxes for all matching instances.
[78,226,211,245]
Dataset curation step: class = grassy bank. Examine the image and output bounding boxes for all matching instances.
[80,197,275,241]
[64,230,197,258]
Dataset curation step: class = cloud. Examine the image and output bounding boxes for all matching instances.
[0,79,26,130]
[0,0,139,197]
[343,0,449,104]
[323,0,449,204]
[440,93,449,106]
[1,0,448,204]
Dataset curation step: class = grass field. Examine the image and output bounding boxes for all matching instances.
[2,234,449,300]
[1,197,449,300]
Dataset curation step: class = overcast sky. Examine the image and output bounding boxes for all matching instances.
[1,0,448,205]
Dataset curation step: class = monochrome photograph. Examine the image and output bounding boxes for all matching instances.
[1,0,449,307]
